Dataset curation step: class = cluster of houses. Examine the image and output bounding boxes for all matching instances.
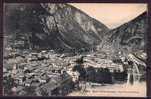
[3,48,146,96]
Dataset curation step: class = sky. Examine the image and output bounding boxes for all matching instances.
[69,3,147,29]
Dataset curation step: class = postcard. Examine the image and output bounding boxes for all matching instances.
[3,3,147,97]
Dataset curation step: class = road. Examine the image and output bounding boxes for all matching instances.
[68,81,146,97]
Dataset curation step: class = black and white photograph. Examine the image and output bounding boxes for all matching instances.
[3,3,147,97]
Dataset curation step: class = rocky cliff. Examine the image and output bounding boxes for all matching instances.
[4,3,109,53]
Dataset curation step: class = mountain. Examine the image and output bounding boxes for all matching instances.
[4,3,109,53]
[101,12,147,58]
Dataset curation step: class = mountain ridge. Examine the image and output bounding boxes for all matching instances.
[100,11,147,58]
[4,4,147,55]
[4,3,109,53]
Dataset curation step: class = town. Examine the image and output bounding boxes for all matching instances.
[3,47,146,96]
